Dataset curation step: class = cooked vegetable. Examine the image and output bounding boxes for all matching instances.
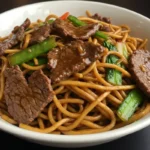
[103,40,116,50]
[8,37,56,66]
[60,12,70,20]
[68,15,87,26]
[68,15,108,39]
[106,55,122,85]
[94,31,109,40]
[104,41,122,85]
[39,19,54,26]
[116,42,129,59]
[47,19,54,24]
[27,57,47,66]
[117,89,143,121]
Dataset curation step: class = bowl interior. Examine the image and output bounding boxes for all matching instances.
[0,0,150,146]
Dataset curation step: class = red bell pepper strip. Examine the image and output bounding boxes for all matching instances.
[60,12,70,20]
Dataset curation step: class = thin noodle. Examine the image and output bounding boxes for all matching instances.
[138,39,148,49]
[114,28,121,34]
[0,56,7,100]
[22,63,46,70]
[45,14,58,22]
[33,58,39,65]
[1,114,17,125]
[39,113,49,120]
[102,51,128,64]
[86,10,92,17]
[4,49,21,54]
[37,118,45,129]
[60,80,135,91]
[97,63,131,77]
[22,34,31,49]
[20,118,70,133]
[122,33,128,42]
[127,42,136,50]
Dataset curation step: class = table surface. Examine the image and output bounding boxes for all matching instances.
[0,0,150,149]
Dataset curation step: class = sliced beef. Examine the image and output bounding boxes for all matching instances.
[4,66,54,124]
[12,18,31,34]
[129,50,150,97]
[0,18,30,56]
[91,13,111,32]
[99,25,111,32]
[47,40,104,83]
[52,19,99,40]
[91,13,111,24]
[29,23,51,45]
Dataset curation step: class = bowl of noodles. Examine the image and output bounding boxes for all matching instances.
[0,0,150,148]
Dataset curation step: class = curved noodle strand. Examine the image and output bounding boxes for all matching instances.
[0,56,8,100]
[22,63,46,70]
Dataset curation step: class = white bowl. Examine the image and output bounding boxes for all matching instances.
[0,1,150,148]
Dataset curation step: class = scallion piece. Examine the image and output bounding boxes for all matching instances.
[117,89,143,121]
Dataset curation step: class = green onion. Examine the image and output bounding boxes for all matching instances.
[68,15,87,26]
[94,31,109,40]
[117,89,143,121]
[8,37,57,66]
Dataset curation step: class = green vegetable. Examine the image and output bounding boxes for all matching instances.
[116,42,129,59]
[68,15,87,26]
[47,19,54,24]
[117,89,143,121]
[103,40,116,50]
[104,41,122,85]
[8,37,57,66]
[94,31,109,40]
[106,55,122,85]
[39,19,54,27]
[68,15,108,40]
[27,57,48,66]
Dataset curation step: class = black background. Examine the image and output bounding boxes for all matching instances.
[0,0,150,150]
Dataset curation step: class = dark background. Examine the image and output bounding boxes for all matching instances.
[0,0,150,150]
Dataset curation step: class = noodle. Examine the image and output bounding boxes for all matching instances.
[22,63,46,70]
[86,10,92,17]
[1,114,17,125]
[127,42,136,50]
[45,14,58,22]
[4,49,21,54]
[138,39,148,49]
[33,58,39,65]
[122,33,128,42]
[102,51,128,64]
[0,56,8,100]
[114,28,121,34]
[0,11,149,135]
[20,118,70,133]
[97,63,131,77]
[39,113,49,120]
[37,118,45,129]
[22,34,31,49]
[60,81,135,91]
